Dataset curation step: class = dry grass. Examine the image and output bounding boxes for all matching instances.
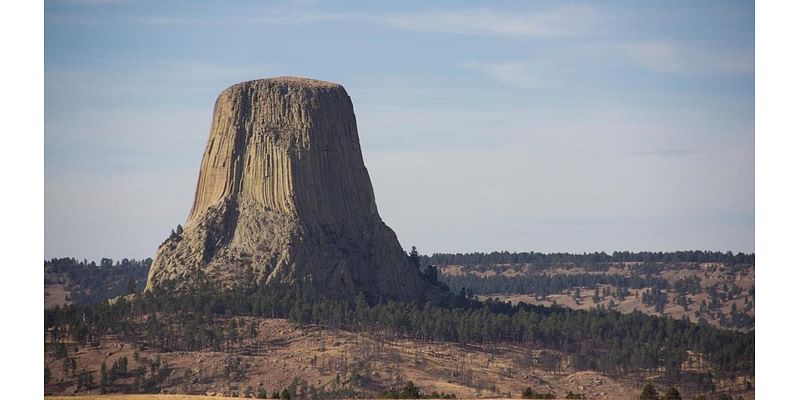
[47,396,238,400]
[45,283,72,309]
[45,319,649,399]
[460,263,755,332]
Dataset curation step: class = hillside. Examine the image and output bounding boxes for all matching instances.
[44,318,752,399]
[435,258,754,332]
[44,253,755,400]
[44,258,150,308]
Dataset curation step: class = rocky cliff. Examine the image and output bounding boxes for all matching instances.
[145,77,439,302]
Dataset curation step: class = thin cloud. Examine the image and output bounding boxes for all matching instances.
[622,149,700,158]
[377,7,599,37]
[47,0,127,5]
[134,7,600,37]
[621,41,754,75]
[465,61,548,89]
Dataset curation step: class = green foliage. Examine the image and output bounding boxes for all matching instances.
[110,356,128,378]
[409,246,421,269]
[423,251,754,266]
[639,383,659,400]
[401,381,421,399]
[380,381,452,399]
[44,257,150,304]
[100,361,109,393]
[442,272,669,297]
[522,387,555,399]
[45,280,755,389]
[76,368,94,392]
[663,387,681,400]
[281,388,292,400]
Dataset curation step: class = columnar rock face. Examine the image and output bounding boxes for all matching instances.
[146,77,438,302]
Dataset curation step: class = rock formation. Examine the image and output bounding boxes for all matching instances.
[145,77,440,302]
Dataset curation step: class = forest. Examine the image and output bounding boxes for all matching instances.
[422,250,754,267]
[45,279,754,387]
[44,257,150,304]
[440,273,671,297]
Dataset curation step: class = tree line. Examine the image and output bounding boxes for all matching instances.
[45,281,754,383]
[440,273,670,297]
[422,251,754,267]
[45,257,151,304]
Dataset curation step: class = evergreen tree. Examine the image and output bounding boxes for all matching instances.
[400,381,421,399]
[639,383,659,400]
[409,246,421,269]
[664,387,681,400]
[100,361,109,393]
[522,387,534,399]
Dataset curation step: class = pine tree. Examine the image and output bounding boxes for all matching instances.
[409,246,421,269]
[639,383,659,400]
[100,361,109,393]
[522,387,534,399]
[664,387,681,400]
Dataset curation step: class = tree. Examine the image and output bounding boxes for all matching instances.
[409,246,421,269]
[281,388,292,400]
[522,387,534,399]
[400,381,421,399]
[100,361,109,393]
[118,356,128,375]
[422,265,438,283]
[76,369,94,392]
[640,383,659,400]
[664,387,681,400]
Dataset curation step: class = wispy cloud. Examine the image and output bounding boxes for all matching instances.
[376,7,598,37]
[135,6,599,37]
[622,149,700,158]
[621,41,754,75]
[465,61,548,89]
[47,0,127,5]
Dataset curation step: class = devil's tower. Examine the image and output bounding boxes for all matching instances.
[145,77,438,302]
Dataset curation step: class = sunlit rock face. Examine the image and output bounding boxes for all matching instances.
[146,77,438,302]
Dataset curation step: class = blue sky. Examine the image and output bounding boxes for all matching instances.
[44,0,754,261]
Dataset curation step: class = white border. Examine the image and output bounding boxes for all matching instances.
[0,0,44,398]
[756,0,800,398]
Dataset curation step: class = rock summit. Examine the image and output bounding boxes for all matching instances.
[145,77,439,302]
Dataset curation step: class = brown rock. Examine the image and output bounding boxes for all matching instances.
[145,77,441,302]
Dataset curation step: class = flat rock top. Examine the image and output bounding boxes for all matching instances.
[224,76,344,93]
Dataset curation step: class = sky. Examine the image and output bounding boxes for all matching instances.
[44,0,755,261]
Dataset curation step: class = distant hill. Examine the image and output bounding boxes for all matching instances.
[44,258,150,308]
